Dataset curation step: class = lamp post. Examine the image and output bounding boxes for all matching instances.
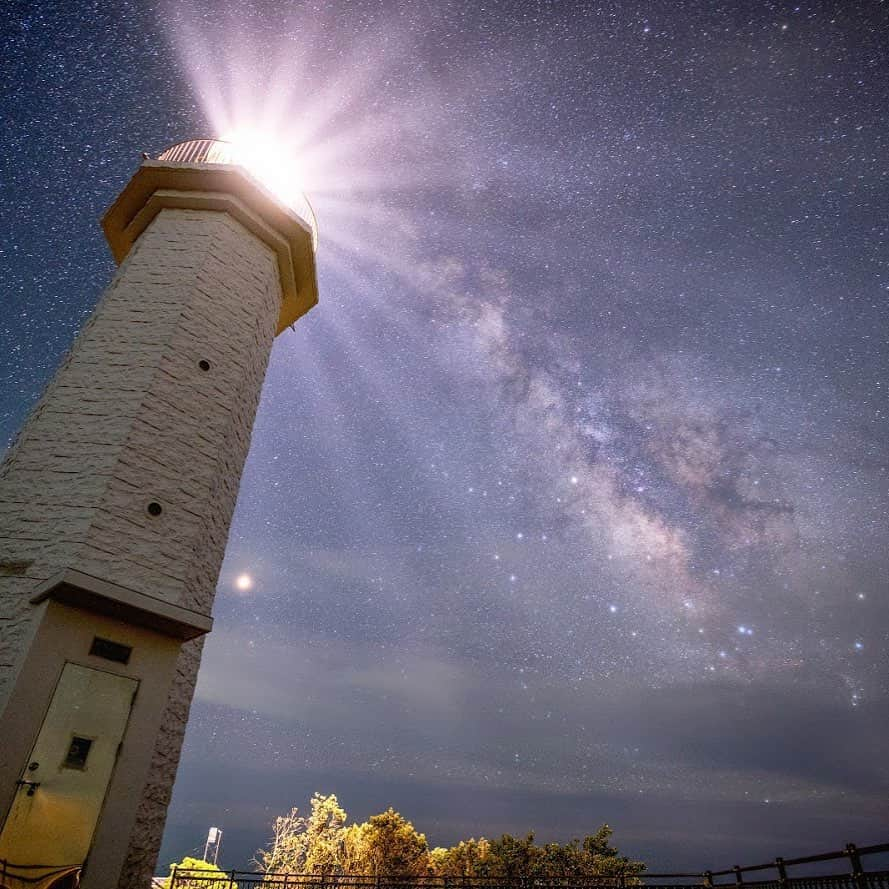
[205,826,223,866]
[0,139,318,889]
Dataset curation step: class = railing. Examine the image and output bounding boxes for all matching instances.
[0,859,81,888]
[167,843,889,889]
[170,878,636,889]
[699,842,889,889]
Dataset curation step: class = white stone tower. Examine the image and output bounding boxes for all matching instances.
[0,140,317,889]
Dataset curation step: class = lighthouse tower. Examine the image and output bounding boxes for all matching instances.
[0,140,317,889]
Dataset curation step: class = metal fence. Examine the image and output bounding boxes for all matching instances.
[170,878,637,889]
[168,843,889,889]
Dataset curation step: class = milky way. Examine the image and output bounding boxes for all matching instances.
[1,0,887,872]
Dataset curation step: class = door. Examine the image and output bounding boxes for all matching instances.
[0,662,138,868]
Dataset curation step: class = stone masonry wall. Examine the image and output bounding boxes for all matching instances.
[0,207,283,885]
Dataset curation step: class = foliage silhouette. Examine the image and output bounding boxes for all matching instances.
[251,793,644,878]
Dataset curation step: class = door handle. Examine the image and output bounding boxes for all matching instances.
[15,780,40,796]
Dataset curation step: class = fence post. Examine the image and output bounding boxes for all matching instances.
[704,871,713,889]
[229,869,237,889]
[733,867,743,886]
[775,858,787,889]
[171,864,178,889]
[846,843,867,889]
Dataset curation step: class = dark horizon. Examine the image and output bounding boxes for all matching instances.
[162,759,887,873]
[2,0,887,874]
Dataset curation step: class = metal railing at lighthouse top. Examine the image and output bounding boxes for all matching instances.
[157,139,240,165]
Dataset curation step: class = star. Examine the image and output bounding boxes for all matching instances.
[1,0,885,869]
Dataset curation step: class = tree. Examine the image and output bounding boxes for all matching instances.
[256,793,348,874]
[537,840,587,878]
[257,793,644,880]
[255,806,308,873]
[161,857,230,889]
[484,833,541,879]
[304,793,349,875]
[581,824,645,877]
[428,838,492,877]
[429,825,644,880]
[344,808,429,876]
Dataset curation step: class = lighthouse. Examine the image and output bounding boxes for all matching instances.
[0,140,318,889]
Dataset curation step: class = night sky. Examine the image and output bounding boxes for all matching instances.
[2,0,888,874]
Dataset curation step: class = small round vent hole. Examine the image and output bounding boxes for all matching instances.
[198,360,211,371]
[147,502,163,517]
